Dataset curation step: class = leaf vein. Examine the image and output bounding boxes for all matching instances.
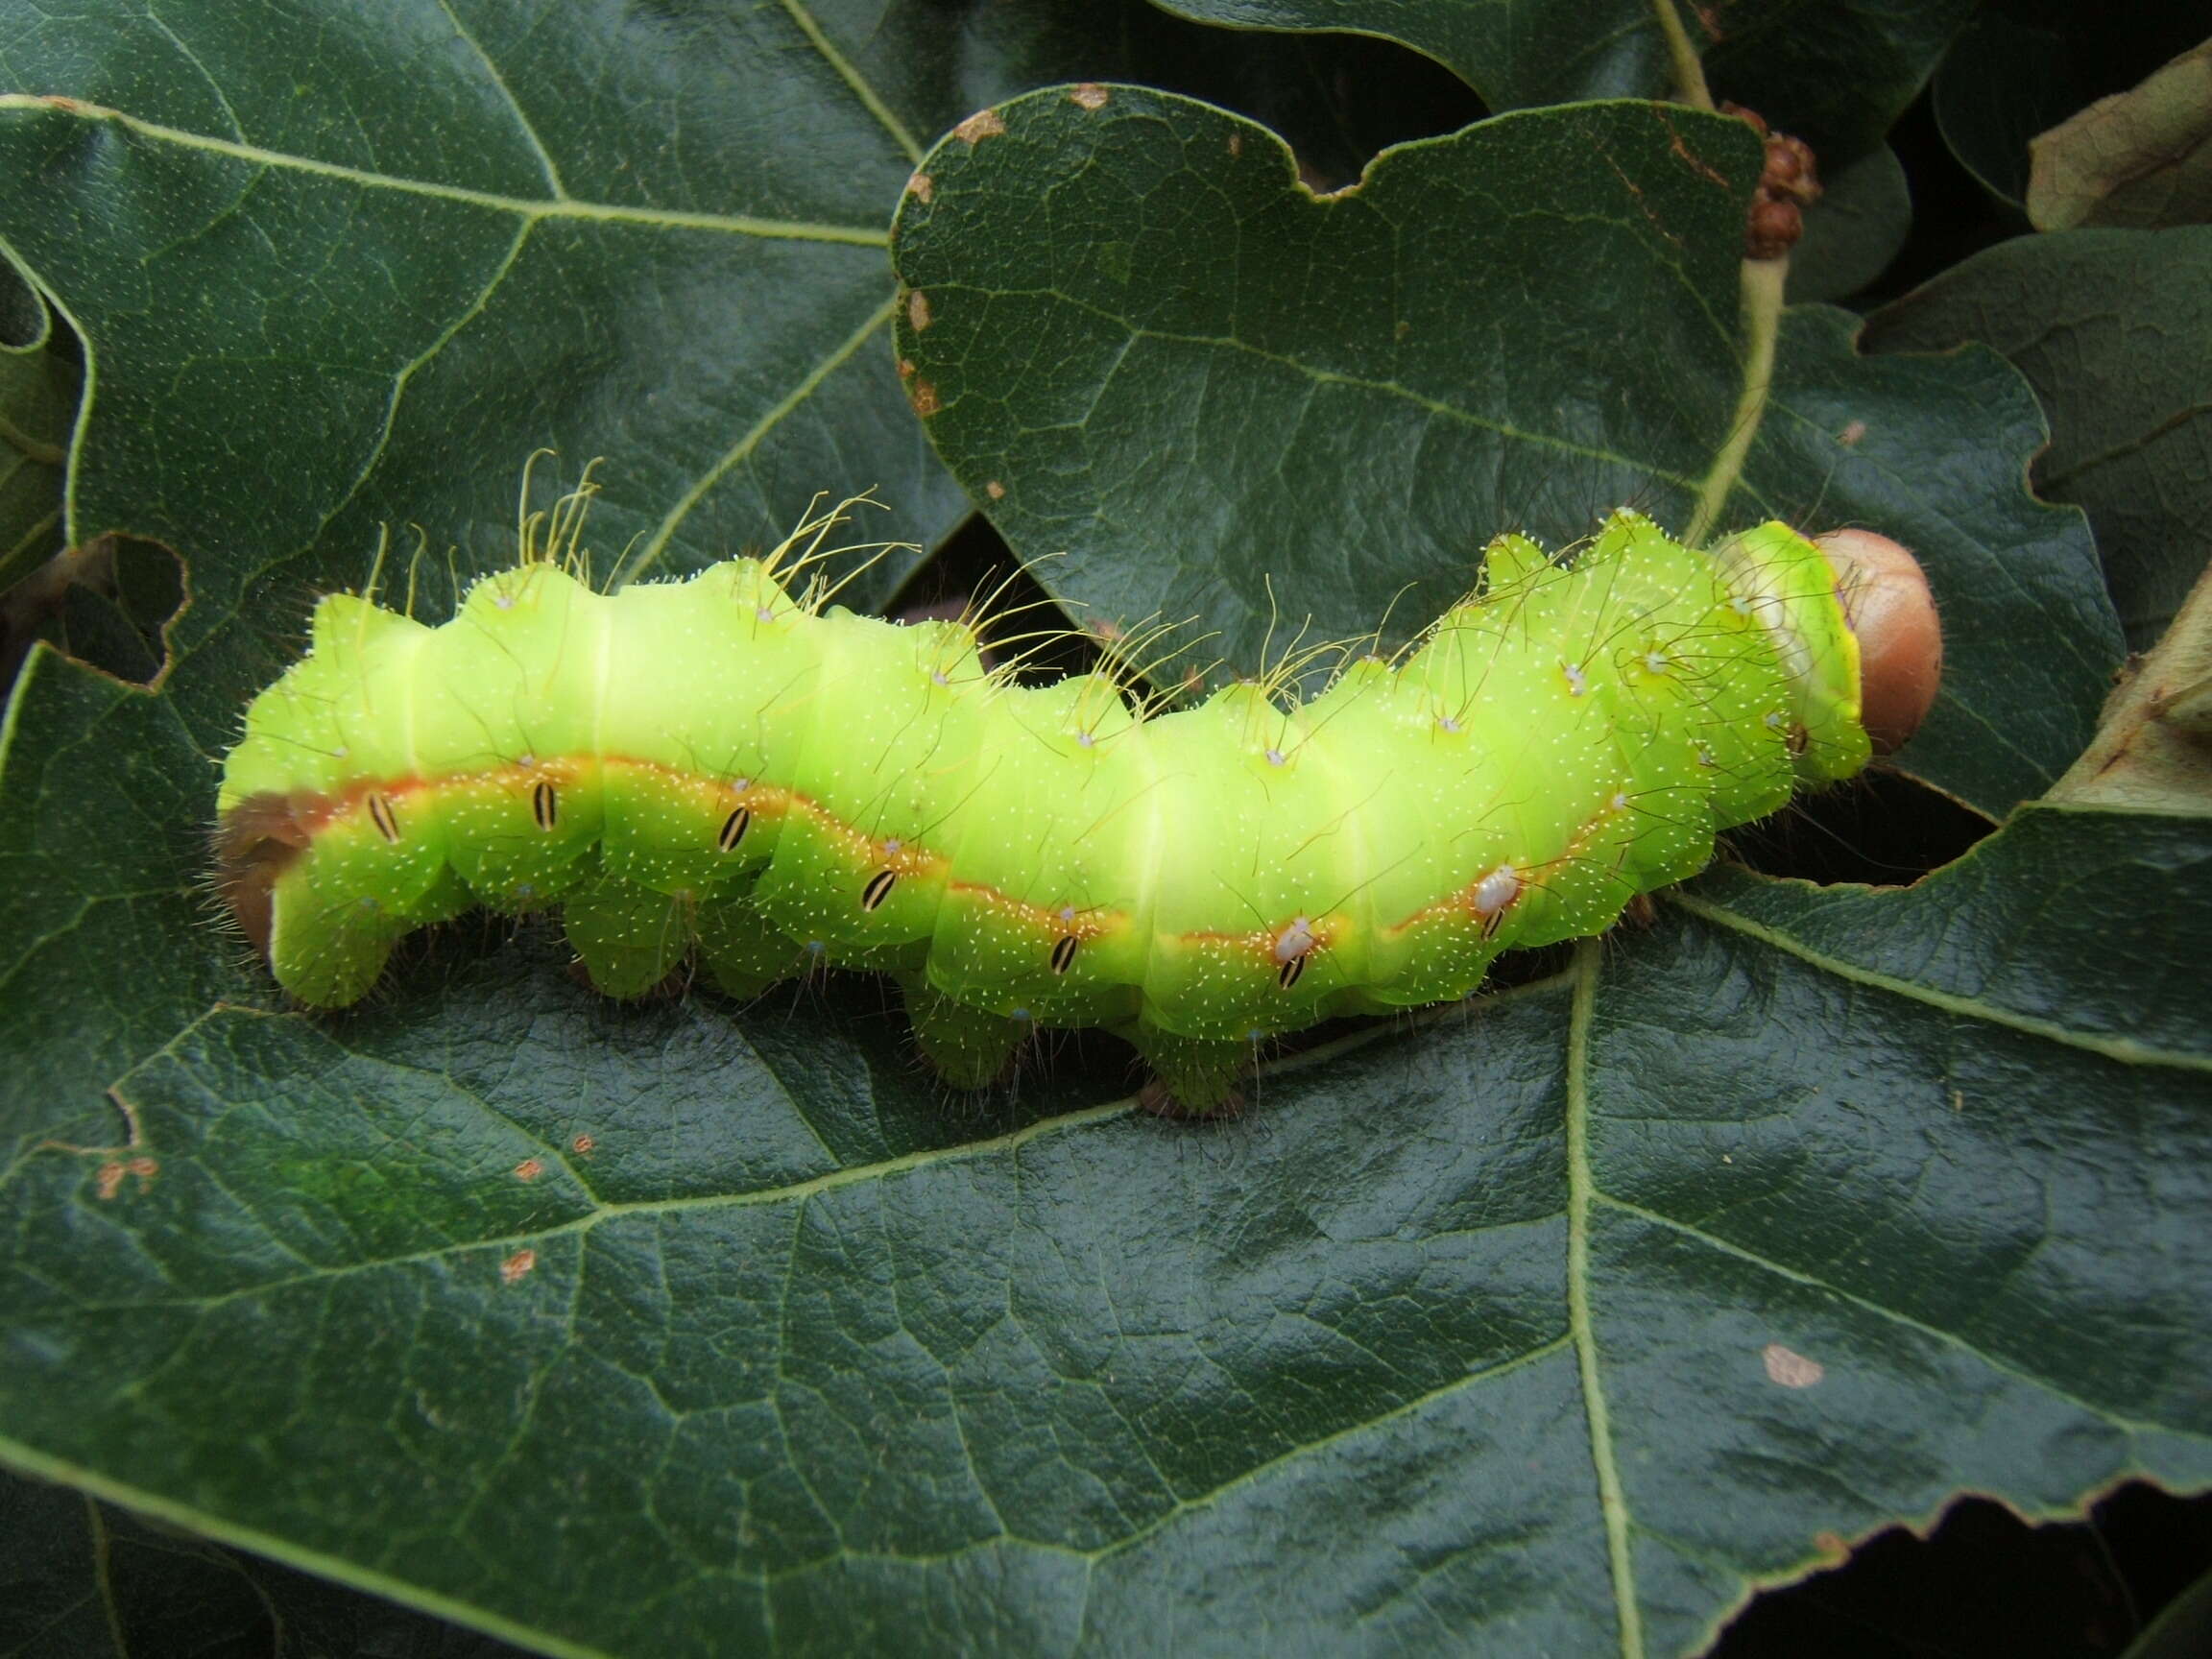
[1667,891,2212,1071]
[432,0,568,200]
[1594,1191,2212,1444]
[776,0,923,167]
[1567,941,1644,1659]
[0,96,884,245]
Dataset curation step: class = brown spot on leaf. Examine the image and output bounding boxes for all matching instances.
[514,1158,544,1183]
[953,108,1005,145]
[1070,84,1109,111]
[911,381,941,418]
[906,171,933,204]
[985,480,1005,500]
[1763,1342,1824,1387]
[93,1156,158,1201]
[571,1133,595,1156]
[1839,420,1867,446]
[898,357,915,378]
[1227,132,1242,157]
[501,1249,537,1285]
[907,289,931,332]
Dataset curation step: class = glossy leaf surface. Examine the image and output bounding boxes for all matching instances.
[1,10,2204,1659]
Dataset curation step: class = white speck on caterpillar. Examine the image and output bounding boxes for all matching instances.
[1472,864,1522,922]
[1264,747,1286,766]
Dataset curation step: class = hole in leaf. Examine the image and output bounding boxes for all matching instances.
[1709,1481,2212,1659]
[0,532,185,690]
[1719,765,1995,888]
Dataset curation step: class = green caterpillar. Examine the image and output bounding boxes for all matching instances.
[215,495,1868,1108]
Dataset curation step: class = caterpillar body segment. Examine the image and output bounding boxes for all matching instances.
[216,509,1871,1108]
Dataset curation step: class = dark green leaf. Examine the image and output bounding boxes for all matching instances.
[6,640,2208,1654]
[813,0,1482,194]
[1934,9,2080,210]
[1701,0,1977,161]
[1863,227,2212,650]
[55,581,160,684]
[0,262,76,591]
[0,1465,534,1658]
[0,0,985,748]
[891,86,2116,814]
[2,12,2204,1659]
[1150,0,1680,109]
[1155,0,1977,159]
[2124,1557,2212,1659]
[1785,144,1911,304]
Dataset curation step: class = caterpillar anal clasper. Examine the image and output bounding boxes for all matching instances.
[215,508,1872,1109]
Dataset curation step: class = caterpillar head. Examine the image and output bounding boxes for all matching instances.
[1815,529,1942,753]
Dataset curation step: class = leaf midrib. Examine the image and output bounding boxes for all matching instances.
[923,279,1719,489]
[0,96,889,245]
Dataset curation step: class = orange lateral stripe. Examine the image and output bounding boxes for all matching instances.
[227,756,1561,972]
